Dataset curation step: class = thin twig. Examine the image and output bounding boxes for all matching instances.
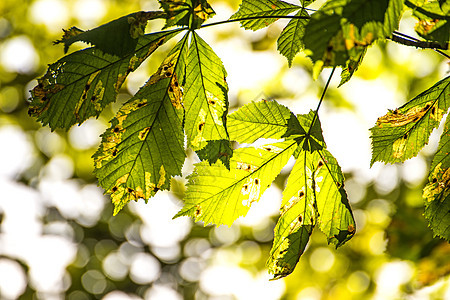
[200,14,310,28]
[389,31,450,60]
[307,66,336,137]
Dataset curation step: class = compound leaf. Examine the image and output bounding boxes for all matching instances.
[268,111,355,279]
[277,9,310,67]
[28,29,180,130]
[228,100,305,143]
[93,34,189,215]
[370,76,450,165]
[184,32,229,151]
[174,140,297,226]
[230,0,301,31]
[55,11,166,57]
[423,114,450,240]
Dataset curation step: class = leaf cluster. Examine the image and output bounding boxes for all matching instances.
[28,0,450,279]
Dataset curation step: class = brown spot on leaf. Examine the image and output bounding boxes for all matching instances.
[112,149,118,156]
[298,216,302,223]
[198,122,205,131]
[194,205,202,217]
[138,127,151,140]
[111,186,118,192]
[299,191,305,197]
[127,188,134,193]
[348,224,355,233]
[318,160,324,168]
[432,178,438,183]
[113,126,121,133]
[254,179,259,185]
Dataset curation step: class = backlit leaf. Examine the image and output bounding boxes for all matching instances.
[228,100,305,143]
[174,140,297,226]
[230,0,301,31]
[304,0,402,76]
[370,76,450,165]
[184,32,229,151]
[268,112,355,279]
[277,9,310,67]
[55,11,166,57]
[28,30,180,130]
[423,114,450,240]
[93,34,189,215]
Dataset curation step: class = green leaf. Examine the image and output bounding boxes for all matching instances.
[174,140,297,226]
[267,148,316,279]
[228,100,305,143]
[338,47,367,87]
[409,0,450,46]
[184,32,229,151]
[423,114,450,240]
[28,30,180,130]
[370,76,450,165]
[196,139,233,169]
[55,11,166,57]
[304,0,403,69]
[277,9,310,67]
[93,34,189,215]
[230,0,301,31]
[160,0,216,29]
[268,112,355,279]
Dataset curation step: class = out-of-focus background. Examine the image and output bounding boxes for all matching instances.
[0,0,449,299]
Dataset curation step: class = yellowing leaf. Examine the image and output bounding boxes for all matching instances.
[371,76,450,165]
[174,140,297,226]
[28,30,180,130]
[93,34,189,215]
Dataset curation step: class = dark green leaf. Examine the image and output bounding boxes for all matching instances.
[28,30,180,130]
[93,34,189,215]
[196,139,233,169]
[55,11,166,57]
[370,76,450,165]
[304,0,403,71]
[230,0,301,31]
